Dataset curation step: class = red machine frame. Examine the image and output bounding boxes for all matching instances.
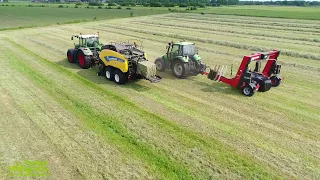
[204,50,283,96]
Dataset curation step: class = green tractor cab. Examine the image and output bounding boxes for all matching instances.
[67,33,104,69]
[155,41,206,78]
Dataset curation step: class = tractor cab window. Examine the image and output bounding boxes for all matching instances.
[80,38,85,46]
[86,37,99,47]
[182,45,196,55]
[171,44,180,54]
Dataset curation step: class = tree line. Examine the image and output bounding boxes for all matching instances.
[104,0,320,7]
[20,0,320,7]
[110,0,211,7]
[239,1,320,7]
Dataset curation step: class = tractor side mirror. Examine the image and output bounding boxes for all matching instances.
[71,37,73,40]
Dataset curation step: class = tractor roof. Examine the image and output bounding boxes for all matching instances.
[78,34,98,38]
[174,42,194,46]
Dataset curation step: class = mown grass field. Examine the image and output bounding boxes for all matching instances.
[1,4,319,31]
[0,12,320,179]
[0,5,167,30]
[199,5,320,20]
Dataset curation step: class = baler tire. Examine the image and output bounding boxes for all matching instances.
[105,67,114,81]
[114,70,127,85]
[77,50,91,69]
[155,58,165,72]
[242,84,255,97]
[270,76,281,87]
[67,49,76,63]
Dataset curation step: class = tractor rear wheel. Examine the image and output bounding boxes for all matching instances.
[67,49,76,63]
[114,70,127,85]
[105,67,114,81]
[242,84,255,97]
[190,61,202,76]
[155,58,165,72]
[172,61,187,79]
[77,50,91,69]
[270,76,281,87]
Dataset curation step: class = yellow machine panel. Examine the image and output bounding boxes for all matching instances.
[99,49,129,73]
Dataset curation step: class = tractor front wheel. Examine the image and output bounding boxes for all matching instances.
[67,49,76,63]
[155,58,165,72]
[172,61,187,79]
[114,70,127,85]
[270,76,281,87]
[242,84,255,97]
[77,50,91,69]
[105,67,114,81]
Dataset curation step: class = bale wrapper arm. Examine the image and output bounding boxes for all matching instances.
[203,50,283,96]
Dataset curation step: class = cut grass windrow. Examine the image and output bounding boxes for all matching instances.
[133,21,320,48]
[162,13,320,25]
[160,16,320,34]
[169,14,320,29]
[100,24,320,61]
[90,26,241,58]
[6,38,284,179]
[134,20,320,43]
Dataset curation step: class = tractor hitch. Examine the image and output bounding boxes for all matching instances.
[207,69,217,80]
[204,65,227,82]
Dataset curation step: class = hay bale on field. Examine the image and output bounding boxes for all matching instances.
[137,60,157,79]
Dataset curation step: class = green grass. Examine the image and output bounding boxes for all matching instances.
[5,39,191,179]
[4,38,283,179]
[0,5,167,30]
[198,6,320,20]
[0,9,320,180]
[1,4,319,31]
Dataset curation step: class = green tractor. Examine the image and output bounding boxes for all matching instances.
[67,33,104,69]
[155,41,207,78]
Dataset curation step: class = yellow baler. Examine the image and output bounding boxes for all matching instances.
[97,43,161,85]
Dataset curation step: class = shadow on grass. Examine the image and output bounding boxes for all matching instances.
[56,59,152,92]
[192,78,240,95]
[155,71,175,79]
[56,58,82,69]
[157,70,240,95]
[125,80,152,92]
[56,59,240,95]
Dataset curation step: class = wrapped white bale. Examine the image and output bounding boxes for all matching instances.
[137,60,157,79]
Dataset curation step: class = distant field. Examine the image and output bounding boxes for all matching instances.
[0,5,167,30]
[1,4,320,31]
[198,6,320,20]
